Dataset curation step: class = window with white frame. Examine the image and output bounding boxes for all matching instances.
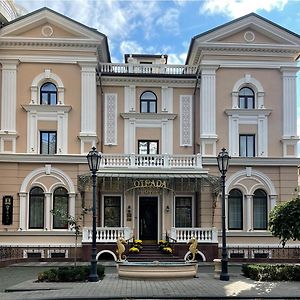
[53,187,69,229]
[104,196,121,227]
[239,134,255,157]
[238,87,254,109]
[175,196,192,227]
[140,91,157,113]
[40,131,57,154]
[228,189,243,230]
[40,82,57,105]
[253,189,268,230]
[29,187,44,229]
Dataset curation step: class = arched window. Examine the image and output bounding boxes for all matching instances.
[228,189,243,230]
[40,82,57,105]
[140,91,157,113]
[53,187,69,229]
[29,187,44,229]
[253,189,267,230]
[239,87,254,109]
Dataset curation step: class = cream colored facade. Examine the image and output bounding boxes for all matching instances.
[0,7,299,261]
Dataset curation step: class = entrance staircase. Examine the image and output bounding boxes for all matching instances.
[127,244,184,262]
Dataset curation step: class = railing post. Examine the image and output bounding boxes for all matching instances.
[130,153,136,167]
[196,153,202,168]
[211,227,218,243]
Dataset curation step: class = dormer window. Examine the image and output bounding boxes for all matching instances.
[239,87,254,109]
[40,82,57,105]
[140,91,157,113]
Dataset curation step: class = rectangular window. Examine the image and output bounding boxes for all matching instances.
[253,197,267,230]
[239,134,255,157]
[228,198,243,230]
[138,140,159,154]
[104,196,121,227]
[29,196,44,229]
[40,131,57,154]
[175,197,192,227]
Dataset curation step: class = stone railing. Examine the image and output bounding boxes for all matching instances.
[82,227,133,243]
[99,63,198,76]
[100,153,202,169]
[170,227,218,243]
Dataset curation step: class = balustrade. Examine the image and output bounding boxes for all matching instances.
[99,63,197,76]
[170,227,218,243]
[100,153,202,169]
[82,227,133,243]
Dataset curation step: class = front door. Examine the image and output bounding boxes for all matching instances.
[139,197,158,241]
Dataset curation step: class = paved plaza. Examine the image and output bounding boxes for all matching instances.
[0,262,299,299]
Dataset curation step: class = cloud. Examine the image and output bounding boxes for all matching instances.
[156,8,180,35]
[201,0,288,18]
[167,52,186,64]
[120,40,144,55]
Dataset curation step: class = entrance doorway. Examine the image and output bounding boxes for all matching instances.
[139,197,158,242]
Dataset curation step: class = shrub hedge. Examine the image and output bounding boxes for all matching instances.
[242,264,300,281]
[37,265,105,282]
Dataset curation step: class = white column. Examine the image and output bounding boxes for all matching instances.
[228,115,239,157]
[257,115,268,157]
[125,118,136,153]
[281,67,298,137]
[200,66,218,138]
[161,87,173,112]
[19,192,27,231]
[161,119,173,154]
[246,195,252,231]
[124,86,136,112]
[57,111,68,154]
[270,195,277,211]
[0,60,19,133]
[45,192,51,230]
[27,111,38,153]
[79,63,97,135]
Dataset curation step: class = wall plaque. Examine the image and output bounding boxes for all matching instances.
[2,195,13,225]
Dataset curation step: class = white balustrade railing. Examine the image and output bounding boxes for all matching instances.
[99,63,197,75]
[82,227,133,243]
[100,153,202,169]
[170,227,218,243]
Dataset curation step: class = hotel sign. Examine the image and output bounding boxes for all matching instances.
[126,179,172,194]
[2,195,13,225]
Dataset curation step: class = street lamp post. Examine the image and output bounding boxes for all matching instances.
[86,146,102,282]
[217,148,231,281]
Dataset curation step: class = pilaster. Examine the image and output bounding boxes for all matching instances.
[200,66,218,156]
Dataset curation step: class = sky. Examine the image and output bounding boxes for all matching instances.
[15,0,300,149]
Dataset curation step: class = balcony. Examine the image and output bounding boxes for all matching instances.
[100,153,203,169]
[99,63,198,77]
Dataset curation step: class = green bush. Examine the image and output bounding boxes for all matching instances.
[37,265,105,282]
[242,264,300,281]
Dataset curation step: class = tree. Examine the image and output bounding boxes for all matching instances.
[269,197,300,247]
[51,209,85,266]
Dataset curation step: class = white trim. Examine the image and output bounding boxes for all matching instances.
[104,93,118,145]
[180,95,193,146]
[226,168,276,195]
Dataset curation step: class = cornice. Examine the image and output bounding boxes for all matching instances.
[99,76,196,87]
[225,109,272,116]
[0,55,98,64]
[0,38,100,50]
[203,157,299,166]
[120,112,177,120]
[22,104,72,113]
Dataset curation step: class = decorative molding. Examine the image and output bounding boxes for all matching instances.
[180,95,192,146]
[121,112,177,120]
[104,93,117,145]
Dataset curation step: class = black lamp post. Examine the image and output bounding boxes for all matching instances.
[217,148,231,281]
[86,146,101,282]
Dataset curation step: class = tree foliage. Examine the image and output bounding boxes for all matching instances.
[269,197,300,247]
